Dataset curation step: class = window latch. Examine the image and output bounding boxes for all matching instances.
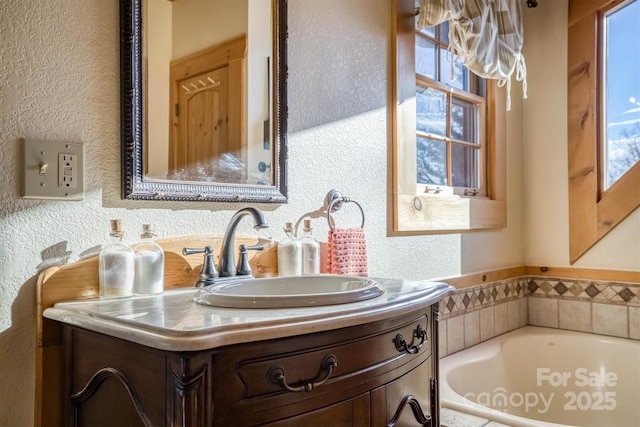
[424,186,443,194]
[464,188,479,196]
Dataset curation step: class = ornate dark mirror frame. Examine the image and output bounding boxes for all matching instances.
[119,0,288,203]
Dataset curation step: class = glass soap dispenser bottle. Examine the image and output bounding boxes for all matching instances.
[277,222,302,276]
[300,219,320,275]
[133,224,165,295]
[99,219,135,299]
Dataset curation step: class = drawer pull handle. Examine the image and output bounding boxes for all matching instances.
[267,354,338,393]
[394,324,427,354]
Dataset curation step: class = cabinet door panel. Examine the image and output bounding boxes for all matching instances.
[373,358,432,426]
[74,378,147,427]
[66,328,166,426]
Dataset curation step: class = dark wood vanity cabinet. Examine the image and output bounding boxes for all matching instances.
[62,304,441,426]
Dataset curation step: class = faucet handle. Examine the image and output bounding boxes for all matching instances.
[182,246,218,288]
[236,244,264,276]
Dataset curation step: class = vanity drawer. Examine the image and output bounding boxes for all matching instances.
[213,311,432,425]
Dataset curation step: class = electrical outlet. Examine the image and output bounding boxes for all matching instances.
[58,153,78,188]
[21,139,84,200]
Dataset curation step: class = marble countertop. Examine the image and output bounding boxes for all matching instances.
[44,277,454,352]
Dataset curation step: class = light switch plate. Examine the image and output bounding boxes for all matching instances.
[21,139,84,200]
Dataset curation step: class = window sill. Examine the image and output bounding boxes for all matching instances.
[392,193,506,234]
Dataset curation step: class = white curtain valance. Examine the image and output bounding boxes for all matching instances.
[418,0,527,110]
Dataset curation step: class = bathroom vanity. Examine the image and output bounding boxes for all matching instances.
[43,278,452,426]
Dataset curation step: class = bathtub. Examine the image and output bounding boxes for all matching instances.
[440,326,640,427]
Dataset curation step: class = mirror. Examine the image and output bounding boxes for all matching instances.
[120,0,288,203]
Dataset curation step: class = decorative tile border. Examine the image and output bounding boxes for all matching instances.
[440,276,640,320]
[526,277,640,306]
[440,278,527,320]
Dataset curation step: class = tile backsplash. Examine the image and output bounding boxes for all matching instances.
[526,276,640,305]
[439,275,640,357]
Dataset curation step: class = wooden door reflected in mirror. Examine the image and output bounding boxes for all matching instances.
[164,36,245,183]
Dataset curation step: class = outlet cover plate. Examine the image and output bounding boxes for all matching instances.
[21,139,84,200]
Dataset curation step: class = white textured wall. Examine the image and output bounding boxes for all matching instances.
[461,82,525,273]
[522,0,640,270]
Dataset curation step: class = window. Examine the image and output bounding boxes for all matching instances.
[390,0,506,234]
[415,22,487,195]
[568,0,640,263]
[601,0,640,189]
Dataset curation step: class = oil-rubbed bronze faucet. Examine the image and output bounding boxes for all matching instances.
[218,207,269,277]
[182,207,269,287]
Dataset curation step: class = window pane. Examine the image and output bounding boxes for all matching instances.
[416,85,447,137]
[416,37,437,79]
[440,47,468,90]
[603,0,640,189]
[439,21,450,44]
[451,144,479,188]
[451,97,479,143]
[472,74,486,97]
[418,26,436,38]
[417,137,447,185]
[417,22,436,38]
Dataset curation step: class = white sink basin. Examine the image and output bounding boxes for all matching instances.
[193,275,385,308]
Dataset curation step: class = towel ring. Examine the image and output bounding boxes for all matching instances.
[327,197,365,230]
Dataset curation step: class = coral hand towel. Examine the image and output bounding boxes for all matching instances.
[326,227,368,276]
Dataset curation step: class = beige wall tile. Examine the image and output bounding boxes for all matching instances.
[494,302,508,336]
[593,303,628,338]
[528,297,558,328]
[558,299,592,333]
[630,307,640,340]
[480,306,495,341]
[464,310,480,348]
[439,318,448,357]
[507,299,520,331]
[447,315,465,354]
[519,297,528,327]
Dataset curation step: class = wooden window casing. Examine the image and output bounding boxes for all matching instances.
[390,0,507,234]
[568,0,640,263]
